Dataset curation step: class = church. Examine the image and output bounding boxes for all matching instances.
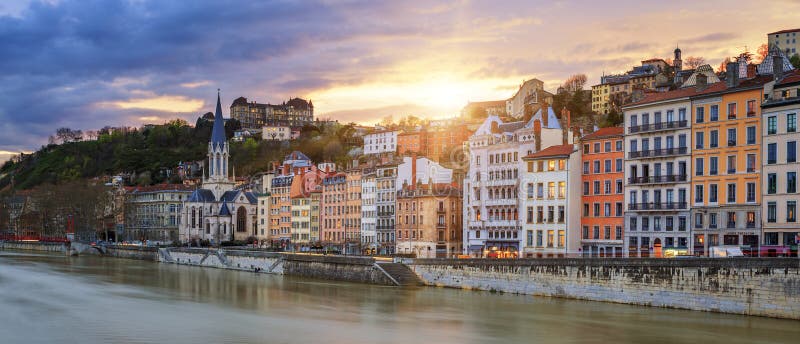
[179,92,258,244]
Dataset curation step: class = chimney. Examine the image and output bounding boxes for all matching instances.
[561,108,571,145]
[283,163,290,176]
[773,54,784,82]
[726,62,738,88]
[541,101,549,127]
[490,121,500,134]
[533,119,542,151]
[695,73,707,90]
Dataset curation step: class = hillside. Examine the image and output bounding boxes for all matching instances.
[0,118,361,192]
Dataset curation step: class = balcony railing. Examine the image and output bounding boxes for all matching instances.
[485,198,518,206]
[628,147,688,159]
[727,169,736,174]
[628,120,688,134]
[726,222,736,229]
[627,202,688,211]
[627,174,687,185]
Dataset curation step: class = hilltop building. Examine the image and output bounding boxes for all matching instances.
[230,96,314,130]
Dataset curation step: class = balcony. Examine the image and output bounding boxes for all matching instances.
[727,140,736,147]
[485,198,518,206]
[484,220,518,228]
[468,221,483,228]
[726,222,736,229]
[627,202,688,211]
[628,120,688,134]
[628,174,687,185]
[746,222,756,229]
[628,147,688,159]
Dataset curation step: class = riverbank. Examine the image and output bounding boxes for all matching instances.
[2,241,799,319]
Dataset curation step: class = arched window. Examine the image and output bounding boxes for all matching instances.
[237,207,247,233]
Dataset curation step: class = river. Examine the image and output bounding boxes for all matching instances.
[0,251,797,344]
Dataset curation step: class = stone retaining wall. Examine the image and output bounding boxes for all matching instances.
[282,254,396,285]
[406,258,800,319]
[0,241,67,253]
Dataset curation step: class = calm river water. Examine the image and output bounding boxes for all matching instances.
[0,251,797,344]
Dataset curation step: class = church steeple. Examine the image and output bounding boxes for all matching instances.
[211,89,226,148]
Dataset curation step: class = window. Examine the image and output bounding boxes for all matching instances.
[768,173,777,194]
[710,130,718,148]
[594,142,601,153]
[746,126,756,145]
[695,132,704,149]
[583,144,590,154]
[558,182,566,198]
[768,143,777,164]
[709,157,718,175]
[746,182,756,203]
[727,155,736,174]
[727,103,736,119]
[593,226,599,239]
[696,106,705,123]
[616,140,623,151]
[746,154,756,173]
[604,180,611,194]
[767,202,777,223]
[582,182,589,196]
[605,141,611,152]
[604,159,612,173]
[710,105,719,121]
[593,181,600,195]
[789,141,797,163]
[709,184,718,203]
[616,179,623,193]
[746,100,756,116]
[695,158,704,176]
[594,160,600,173]
[694,213,703,228]
[789,201,797,222]
[616,158,623,172]
[695,185,704,203]
[727,184,736,203]
[593,203,600,217]
[616,202,623,216]
[583,161,590,174]
[727,128,736,146]
[789,172,797,193]
[768,116,777,135]
[789,113,797,133]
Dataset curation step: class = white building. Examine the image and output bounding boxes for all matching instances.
[623,89,692,257]
[361,167,378,254]
[520,144,582,257]
[364,130,398,155]
[463,108,570,257]
[376,163,398,254]
[262,126,292,141]
[396,156,453,189]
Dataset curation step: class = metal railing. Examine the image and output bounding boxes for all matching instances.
[628,147,688,159]
[628,120,688,134]
[627,202,688,211]
[627,174,687,185]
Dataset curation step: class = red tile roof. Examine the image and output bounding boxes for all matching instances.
[627,76,774,107]
[580,127,624,141]
[768,28,800,35]
[523,144,576,159]
[777,70,800,86]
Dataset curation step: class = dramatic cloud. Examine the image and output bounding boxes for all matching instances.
[0,0,798,160]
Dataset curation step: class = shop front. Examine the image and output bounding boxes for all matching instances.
[485,242,519,259]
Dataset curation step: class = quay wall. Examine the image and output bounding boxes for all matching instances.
[0,241,67,253]
[406,258,800,320]
[282,254,396,286]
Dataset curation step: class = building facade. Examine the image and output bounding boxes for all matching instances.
[376,163,398,254]
[364,131,398,155]
[396,182,463,258]
[360,168,377,254]
[579,127,625,257]
[769,28,800,57]
[463,109,569,258]
[623,89,692,257]
[521,145,582,258]
[230,96,314,130]
[762,68,800,257]
[125,184,192,243]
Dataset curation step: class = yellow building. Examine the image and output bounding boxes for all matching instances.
[690,64,771,256]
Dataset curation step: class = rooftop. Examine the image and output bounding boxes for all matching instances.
[523,144,576,160]
[768,28,800,35]
[580,127,624,141]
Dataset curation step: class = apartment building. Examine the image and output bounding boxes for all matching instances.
[579,127,625,257]
[623,85,693,257]
[396,182,462,258]
[690,65,770,256]
[762,67,800,257]
[344,168,362,254]
[463,109,568,258]
[360,168,378,254]
[375,163,398,254]
[520,144,582,258]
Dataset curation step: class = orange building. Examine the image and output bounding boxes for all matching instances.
[398,132,425,156]
[580,127,625,257]
[321,172,347,251]
[690,69,770,256]
[425,123,473,162]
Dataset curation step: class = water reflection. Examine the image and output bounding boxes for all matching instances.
[0,251,797,344]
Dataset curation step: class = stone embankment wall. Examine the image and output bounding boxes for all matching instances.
[0,241,67,252]
[282,254,397,286]
[406,258,800,319]
[166,248,284,273]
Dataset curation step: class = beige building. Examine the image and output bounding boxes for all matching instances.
[768,29,800,58]
[761,67,800,256]
[506,78,553,119]
[396,182,463,258]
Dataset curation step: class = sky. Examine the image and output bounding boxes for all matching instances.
[1,0,799,162]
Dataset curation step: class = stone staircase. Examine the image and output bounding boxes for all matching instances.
[377,263,423,287]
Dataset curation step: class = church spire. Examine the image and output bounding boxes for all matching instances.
[211,89,226,147]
